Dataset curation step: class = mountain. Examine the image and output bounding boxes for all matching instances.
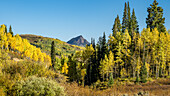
[20,34,84,57]
[67,35,90,47]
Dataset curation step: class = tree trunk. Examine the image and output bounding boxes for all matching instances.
[156,64,158,79]
[143,41,145,65]
[169,64,170,76]
[133,66,135,78]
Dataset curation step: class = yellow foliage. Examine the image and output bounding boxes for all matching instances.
[0,24,51,64]
[61,62,68,74]
[120,68,127,78]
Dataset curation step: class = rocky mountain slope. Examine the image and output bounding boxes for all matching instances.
[67,35,90,47]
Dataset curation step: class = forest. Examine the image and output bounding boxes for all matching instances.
[0,0,170,96]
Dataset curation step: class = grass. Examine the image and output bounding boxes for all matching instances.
[61,78,170,96]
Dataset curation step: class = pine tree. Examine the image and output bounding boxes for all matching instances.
[122,2,128,33]
[101,32,107,59]
[131,8,139,37]
[85,38,96,85]
[90,38,98,84]
[140,63,147,83]
[9,25,14,37]
[5,25,7,34]
[127,2,131,33]
[122,29,131,75]
[96,37,103,81]
[136,37,142,82]
[146,0,166,33]
[51,41,56,70]
[115,41,124,77]
[108,73,114,87]
[112,15,122,37]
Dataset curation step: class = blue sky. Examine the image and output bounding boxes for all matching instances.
[0,0,170,42]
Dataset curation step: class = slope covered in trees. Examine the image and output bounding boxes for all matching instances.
[20,34,84,57]
[0,24,51,65]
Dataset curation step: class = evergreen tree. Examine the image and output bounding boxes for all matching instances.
[101,32,107,59]
[9,25,14,37]
[5,25,7,34]
[112,15,122,37]
[90,38,98,83]
[140,63,147,83]
[68,54,77,82]
[96,37,102,81]
[108,73,114,87]
[51,41,56,70]
[131,8,139,37]
[122,2,128,33]
[85,38,96,85]
[146,0,166,33]
[96,37,102,63]
[127,2,131,33]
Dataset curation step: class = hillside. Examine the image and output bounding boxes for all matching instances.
[20,34,84,56]
[67,35,90,47]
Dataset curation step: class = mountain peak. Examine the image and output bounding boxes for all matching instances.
[67,35,90,47]
[78,35,83,37]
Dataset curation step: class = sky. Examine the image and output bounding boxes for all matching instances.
[0,0,170,42]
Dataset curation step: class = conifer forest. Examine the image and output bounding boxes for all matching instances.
[0,0,170,96]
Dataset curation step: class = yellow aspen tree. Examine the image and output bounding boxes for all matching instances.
[159,32,167,77]
[24,49,31,58]
[131,32,139,78]
[15,34,23,52]
[108,34,117,51]
[39,53,44,62]
[80,68,86,86]
[61,62,68,74]
[115,41,124,78]
[28,46,35,59]
[1,33,7,50]
[136,37,142,80]
[108,51,114,75]
[145,62,150,78]
[7,33,13,51]
[10,36,16,51]
[141,28,148,65]
[122,29,131,76]
[0,25,6,50]
[120,68,127,78]
[4,35,8,50]
[165,33,170,76]
[44,55,51,67]
[32,50,38,62]
[99,55,108,81]
[22,39,30,52]
[141,28,152,78]
[152,28,159,78]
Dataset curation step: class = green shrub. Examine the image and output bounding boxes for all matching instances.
[108,73,114,87]
[147,77,154,82]
[140,64,147,83]
[12,76,66,96]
